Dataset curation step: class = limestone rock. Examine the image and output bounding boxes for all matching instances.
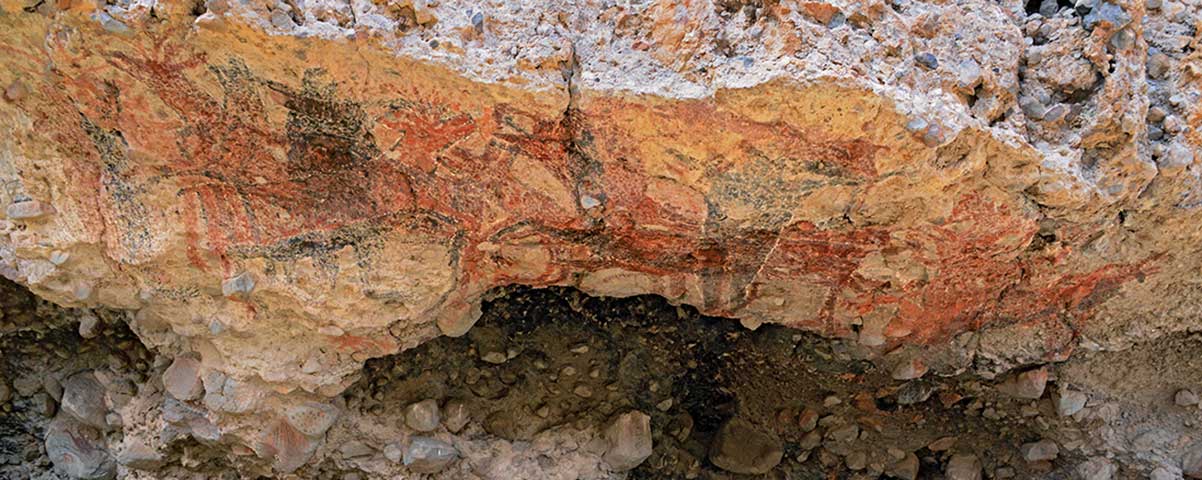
[602,410,653,471]
[708,418,783,475]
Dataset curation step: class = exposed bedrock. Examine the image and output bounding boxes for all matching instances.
[0,0,1200,477]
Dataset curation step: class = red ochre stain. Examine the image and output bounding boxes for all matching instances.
[330,333,399,356]
[18,37,1153,349]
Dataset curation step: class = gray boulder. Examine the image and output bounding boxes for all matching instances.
[45,415,116,480]
[61,372,109,430]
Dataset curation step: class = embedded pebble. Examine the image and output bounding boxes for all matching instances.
[708,418,783,475]
[442,399,470,433]
[163,356,204,401]
[221,272,255,298]
[892,358,928,380]
[905,118,928,133]
[78,312,100,339]
[922,124,945,147]
[1055,388,1088,417]
[33,392,57,417]
[1038,0,1058,16]
[1149,52,1172,79]
[798,408,819,432]
[1176,389,1199,407]
[405,399,441,432]
[845,450,867,470]
[1020,97,1046,120]
[886,451,920,480]
[915,53,939,70]
[896,381,935,405]
[340,441,375,458]
[826,423,860,443]
[1083,2,1130,31]
[998,367,1048,399]
[1183,443,1202,478]
[945,453,982,480]
[1077,457,1116,480]
[602,410,653,471]
[116,439,163,470]
[383,442,403,464]
[1020,439,1059,462]
[470,326,509,364]
[6,200,54,220]
[403,437,457,474]
[3,80,28,101]
[285,401,341,437]
[43,377,63,402]
[956,59,982,90]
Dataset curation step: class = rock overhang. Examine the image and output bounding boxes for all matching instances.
[0,1,1171,391]
[1,1,1199,474]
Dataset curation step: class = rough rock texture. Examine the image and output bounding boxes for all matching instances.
[0,0,1200,477]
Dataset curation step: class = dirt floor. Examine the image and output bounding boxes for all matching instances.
[345,286,1105,479]
[0,281,1196,479]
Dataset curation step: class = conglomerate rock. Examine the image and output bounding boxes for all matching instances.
[0,0,1200,477]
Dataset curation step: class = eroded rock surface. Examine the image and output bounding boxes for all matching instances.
[0,0,1200,477]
